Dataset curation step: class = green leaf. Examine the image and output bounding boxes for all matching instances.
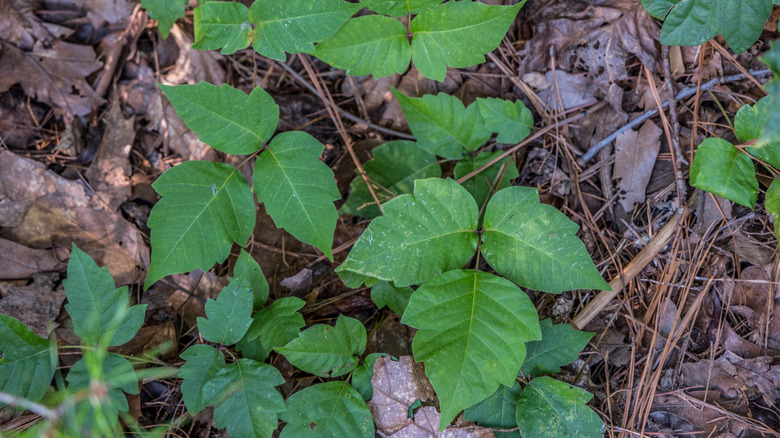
[196,279,253,345]
[233,249,269,310]
[360,0,442,16]
[351,353,388,401]
[410,1,524,81]
[66,353,139,430]
[340,140,441,218]
[761,43,780,146]
[735,95,780,170]
[660,0,771,54]
[0,314,56,405]
[64,245,147,346]
[371,281,413,315]
[482,187,611,293]
[401,269,541,429]
[244,296,306,354]
[515,377,604,438]
[313,15,411,77]
[141,0,188,38]
[766,179,780,237]
[202,359,286,438]
[279,381,374,438]
[193,1,252,54]
[159,83,277,155]
[337,178,479,287]
[521,319,593,378]
[277,315,366,377]
[454,151,519,209]
[641,0,680,19]
[476,97,533,144]
[690,138,758,208]
[145,161,255,288]
[249,0,361,60]
[463,382,522,438]
[254,131,339,259]
[179,344,225,415]
[393,89,491,159]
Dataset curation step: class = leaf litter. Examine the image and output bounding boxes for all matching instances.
[1,0,780,436]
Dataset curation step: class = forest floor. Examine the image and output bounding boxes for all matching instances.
[1,0,779,437]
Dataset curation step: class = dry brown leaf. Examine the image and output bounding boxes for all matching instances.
[522,70,599,111]
[0,238,65,279]
[0,150,148,284]
[0,41,104,121]
[163,25,226,86]
[111,321,178,361]
[519,0,659,117]
[85,101,135,211]
[388,406,494,438]
[0,0,53,50]
[368,355,432,434]
[280,268,313,295]
[614,120,662,211]
[695,192,732,235]
[0,272,65,337]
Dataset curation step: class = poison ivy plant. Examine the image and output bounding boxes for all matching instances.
[0,314,56,405]
[277,315,367,377]
[463,382,523,438]
[641,0,774,54]
[370,281,413,315]
[233,249,269,310]
[279,381,375,437]
[515,377,604,438]
[521,319,594,378]
[196,278,253,345]
[339,178,608,429]
[141,0,187,38]
[340,140,441,218]
[145,82,339,288]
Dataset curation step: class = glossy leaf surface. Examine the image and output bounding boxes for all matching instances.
[337,178,479,287]
[402,269,541,429]
[193,2,252,54]
[482,186,610,293]
[249,0,361,60]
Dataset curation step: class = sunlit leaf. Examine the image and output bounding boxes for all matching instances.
[249,0,361,60]
[337,178,479,287]
[410,1,524,81]
[313,15,410,77]
[402,269,541,429]
[482,186,611,293]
